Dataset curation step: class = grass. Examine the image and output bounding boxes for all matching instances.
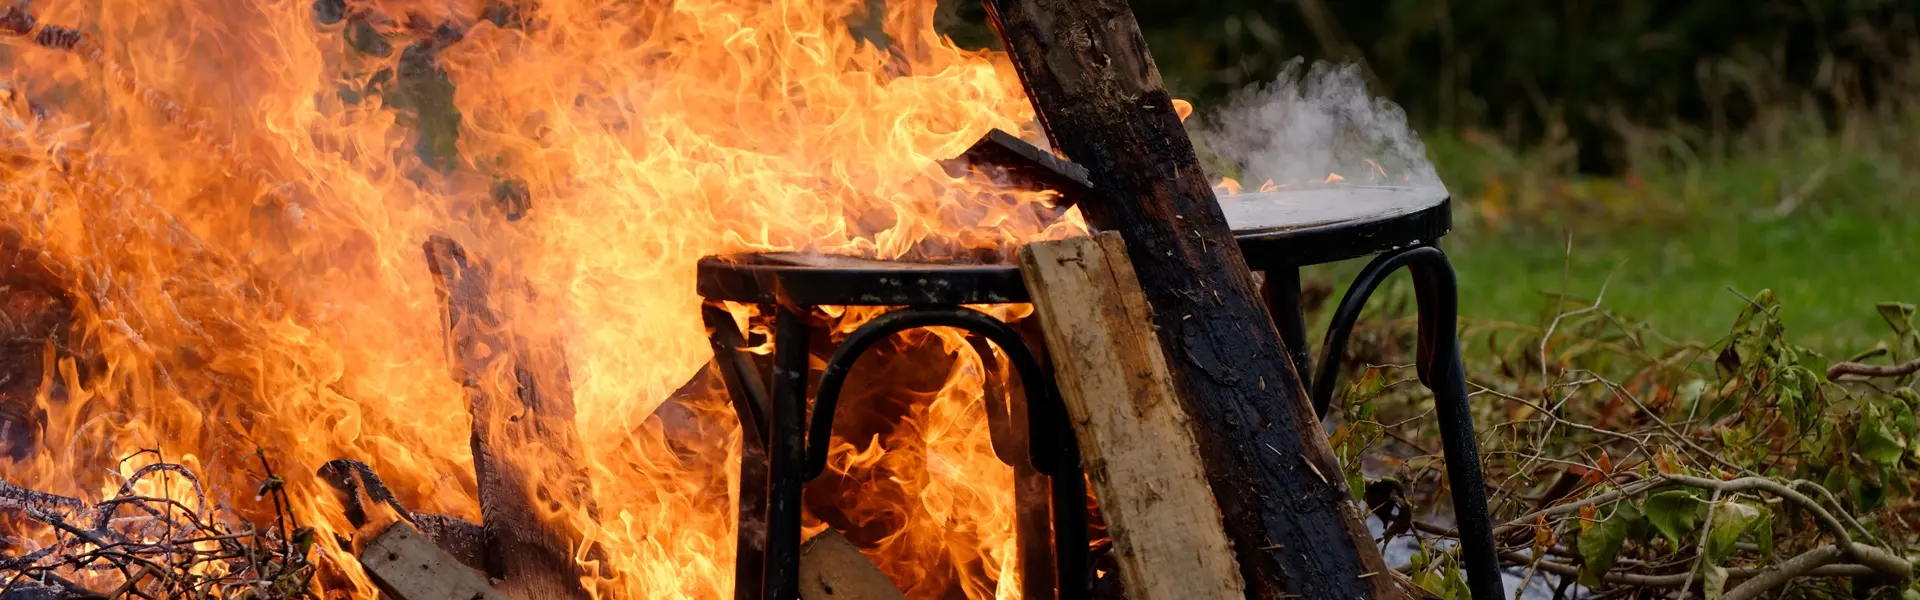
[1311,112,1920,354]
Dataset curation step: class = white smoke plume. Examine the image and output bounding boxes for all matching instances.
[1192,59,1443,192]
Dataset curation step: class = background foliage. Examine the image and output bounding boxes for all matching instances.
[944,0,1919,174]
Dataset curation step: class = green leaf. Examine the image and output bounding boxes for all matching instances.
[1645,490,1705,545]
[1889,398,1918,438]
[1885,464,1914,499]
[1706,501,1767,562]
[1702,564,1730,600]
[1579,502,1643,585]
[1858,406,1908,466]
[1852,473,1888,512]
[1878,302,1915,337]
[1753,508,1773,557]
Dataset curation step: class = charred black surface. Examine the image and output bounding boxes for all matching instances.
[980,0,1405,597]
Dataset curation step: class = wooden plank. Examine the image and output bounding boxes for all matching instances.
[797,530,907,600]
[360,521,509,600]
[981,1,1404,597]
[424,237,595,600]
[1017,232,1244,600]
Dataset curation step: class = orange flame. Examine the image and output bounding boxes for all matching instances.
[0,0,1084,597]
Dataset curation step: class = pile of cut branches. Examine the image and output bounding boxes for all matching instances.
[0,451,315,599]
[1334,285,1920,599]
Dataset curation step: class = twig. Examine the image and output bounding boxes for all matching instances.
[1722,545,1846,600]
[1826,357,1920,380]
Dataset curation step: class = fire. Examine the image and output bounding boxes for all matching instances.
[0,0,1080,597]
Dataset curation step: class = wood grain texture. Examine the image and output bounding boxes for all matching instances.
[797,530,907,600]
[1018,232,1243,600]
[981,1,1404,596]
[360,521,509,600]
[424,237,594,600]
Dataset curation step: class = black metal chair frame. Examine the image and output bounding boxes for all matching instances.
[699,189,1502,600]
[1260,247,1502,600]
[699,265,1089,600]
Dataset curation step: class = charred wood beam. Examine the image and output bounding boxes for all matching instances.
[981,1,1409,597]
[424,236,595,600]
[940,129,1092,211]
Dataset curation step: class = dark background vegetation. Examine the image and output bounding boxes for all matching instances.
[945,0,1918,174]
[937,0,1920,350]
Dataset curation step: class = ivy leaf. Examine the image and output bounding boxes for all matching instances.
[1645,490,1705,545]
[1752,507,1774,557]
[1702,564,1730,600]
[1888,398,1918,438]
[1886,465,1914,499]
[1878,302,1915,337]
[1578,502,1644,585]
[1705,501,1767,562]
[1852,473,1888,513]
[1857,406,1908,466]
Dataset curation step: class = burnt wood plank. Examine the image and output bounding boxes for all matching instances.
[1018,232,1243,600]
[797,530,907,600]
[424,236,595,600]
[980,2,1407,597]
[360,521,509,600]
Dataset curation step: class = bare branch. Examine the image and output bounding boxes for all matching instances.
[1827,357,1920,380]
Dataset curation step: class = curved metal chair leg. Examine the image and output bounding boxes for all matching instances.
[704,304,772,600]
[801,306,1090,600]
[1311,246,1503,600]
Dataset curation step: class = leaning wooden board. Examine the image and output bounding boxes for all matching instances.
[1016,232,1243,600]
[361,521,509,600]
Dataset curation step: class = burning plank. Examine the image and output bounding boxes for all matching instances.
[360,521,509,600]
[983,1,1410,597]
[1017,232,1243,600]
[940,128,1093,210]
[797,530,907,600]
[423,236,595,600]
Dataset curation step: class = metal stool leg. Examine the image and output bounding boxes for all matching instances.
[704,305,771,600]
[1261,267,1315,385]
[765,306,814,600]
[805,307,1091,600]
[967,335,1058,598]
[1311,245,1503,600]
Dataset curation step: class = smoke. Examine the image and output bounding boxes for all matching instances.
[1192,60,1443,192]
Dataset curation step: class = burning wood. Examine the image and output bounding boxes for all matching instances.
[796,530,906,600]
[0,456,315,598]
[0,0,1400,596]
[1018,233,1243,600]
[359,521,506,600]
[423,237,596,600]
[985,0,1411,596]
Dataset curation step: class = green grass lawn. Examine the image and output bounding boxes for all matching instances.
[1319,124,1920,355]
[1447,209,1920,352]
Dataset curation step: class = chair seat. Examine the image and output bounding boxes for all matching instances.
[1225,186,1450,270]
[696,186,1450,306]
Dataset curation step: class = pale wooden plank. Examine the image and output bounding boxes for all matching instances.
[797,530,906,600]
[360,521,510,600]
[1016,232,1245,600]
